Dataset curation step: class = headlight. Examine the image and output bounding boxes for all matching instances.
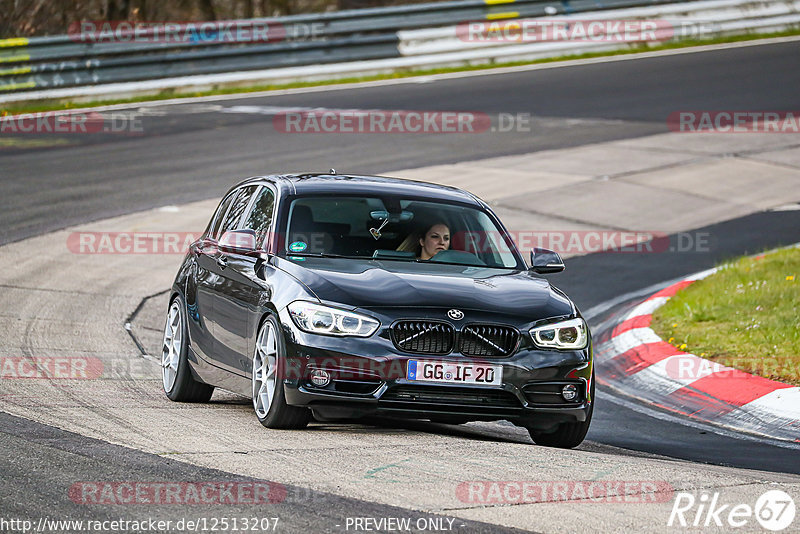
[287,301,379,337]
[530,318,588,350]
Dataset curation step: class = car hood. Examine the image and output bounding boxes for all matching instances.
[274,256,574,319]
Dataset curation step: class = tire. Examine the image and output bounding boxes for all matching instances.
[528,374,594,449]
[252,314,311,429]
[162,295,214,402]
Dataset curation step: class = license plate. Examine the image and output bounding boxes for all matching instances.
[407,360,502,386]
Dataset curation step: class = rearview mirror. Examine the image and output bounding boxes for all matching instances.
[219,229,257,253]
[529,247,565,274]
[370,210,414,223]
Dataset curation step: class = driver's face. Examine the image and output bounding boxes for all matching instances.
[419,224,450,260]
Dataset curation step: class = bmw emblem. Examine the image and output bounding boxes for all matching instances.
[447,309,464,320]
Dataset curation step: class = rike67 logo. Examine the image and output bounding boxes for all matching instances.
[668,490,796,531]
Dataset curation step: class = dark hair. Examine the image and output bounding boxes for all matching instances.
[397,221,449,255]
[421,221,450,237]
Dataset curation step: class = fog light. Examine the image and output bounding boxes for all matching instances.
[561,384,579,402]
[310,369,331,387]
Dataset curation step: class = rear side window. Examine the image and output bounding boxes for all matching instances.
[243,187,275,248]
[220,186,258,236]
[208,191,237,240]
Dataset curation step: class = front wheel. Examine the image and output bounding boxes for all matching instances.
[528,374,594,448]
[162,296,214,402]
[252,315,311,429]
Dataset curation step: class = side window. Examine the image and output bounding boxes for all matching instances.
[243,187,275,248]
[209,191,237,240]
[220,186,258,235]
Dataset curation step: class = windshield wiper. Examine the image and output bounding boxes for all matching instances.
[415,259,516,270]
[369,256,417,263]
[286,252,366,259]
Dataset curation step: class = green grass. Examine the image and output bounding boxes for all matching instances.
[2,29,800,115]
[651,247,800,386]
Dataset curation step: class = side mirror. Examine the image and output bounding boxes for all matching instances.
[219,229,258,254]
[529,247,565,274]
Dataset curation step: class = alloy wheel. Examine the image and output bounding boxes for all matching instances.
[253,321,278,419]
[162,301,182,392]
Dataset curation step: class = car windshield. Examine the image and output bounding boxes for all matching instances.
[284,195,522,269]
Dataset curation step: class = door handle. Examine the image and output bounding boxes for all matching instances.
[216,255,228,269]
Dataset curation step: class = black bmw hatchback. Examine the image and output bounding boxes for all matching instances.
[163,173,594,448]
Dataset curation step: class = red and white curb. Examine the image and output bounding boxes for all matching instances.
[595,268,800,443]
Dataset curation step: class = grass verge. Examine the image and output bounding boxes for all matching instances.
[2,29,800,115]
[651,247,800,386]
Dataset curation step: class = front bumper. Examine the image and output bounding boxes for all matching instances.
[278,307,593,431]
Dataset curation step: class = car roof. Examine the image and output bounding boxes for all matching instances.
[240,173,483,206]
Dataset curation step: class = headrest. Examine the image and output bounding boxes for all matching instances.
[292,205,314,225]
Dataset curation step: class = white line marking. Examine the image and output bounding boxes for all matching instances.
[624,297,667,320]
[741,387,800,420]
[602,327,663,356]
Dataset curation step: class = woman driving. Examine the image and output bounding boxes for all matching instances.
[397,221,450,259]
[419,222,450,260]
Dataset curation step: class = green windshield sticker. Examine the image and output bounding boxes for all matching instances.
[289,241,308,252]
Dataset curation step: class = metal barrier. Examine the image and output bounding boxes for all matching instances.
[0,0,798,97]
[0,0,694,94]
[399,0,800,56]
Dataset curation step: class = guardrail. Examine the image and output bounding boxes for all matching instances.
[0,0,697,94]
[398,0,800,56]
[0,0,798,99]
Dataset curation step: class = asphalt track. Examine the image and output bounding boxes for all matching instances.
[0,412,522,534]
[2,40,800,532]
[2,39,799,244]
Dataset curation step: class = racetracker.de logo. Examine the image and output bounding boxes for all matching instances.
[273,110,492,134]
[455,230,672,254]
[69,482,287,505]
[663,355,793,381]
[66,20,297,44]
[0,356,103,379]
[457,19,676,43]
[0,112,143,135]
[668,111,800,133]
[457,481,674,504]
[67,232,202,254]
